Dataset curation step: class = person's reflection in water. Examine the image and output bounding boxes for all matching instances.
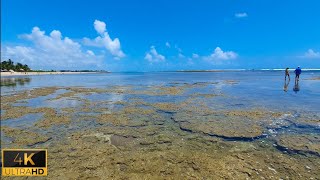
[293,80,300,93]
[283,79,290,92]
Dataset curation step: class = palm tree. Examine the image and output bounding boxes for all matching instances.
[8,59,14,70]
[23,64,30,71]
[1,59,31,72]
[1,60,8,70]
[16,63,23,71]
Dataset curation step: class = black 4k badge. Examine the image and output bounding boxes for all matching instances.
[2,149,47,176]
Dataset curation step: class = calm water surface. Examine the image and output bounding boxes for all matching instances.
[2,71,320,112]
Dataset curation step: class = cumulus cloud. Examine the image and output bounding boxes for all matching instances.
[83,20,125,59]
[3,46,36,64]
[1,26,102,70]
[165,42,171,48]
[235,12,248,18]
[94,20,106,35]
[144,46,165,63]
[204,47,238,61]
[301,49,320,59]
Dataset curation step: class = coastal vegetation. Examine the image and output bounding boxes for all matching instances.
[1,59,31,72]
[1,59,109,73]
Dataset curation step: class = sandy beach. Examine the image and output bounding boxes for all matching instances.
[0,71,101,77]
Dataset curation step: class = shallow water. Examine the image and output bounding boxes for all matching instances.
[2,71,319,110]
[1,71,320,179]
[1,113,44,128]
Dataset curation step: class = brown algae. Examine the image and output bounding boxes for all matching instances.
[1,85,320,179]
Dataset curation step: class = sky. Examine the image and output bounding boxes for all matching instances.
[1,0,320,71]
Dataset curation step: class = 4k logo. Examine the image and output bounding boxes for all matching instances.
[2,149,47,176]
[14,152,35,165]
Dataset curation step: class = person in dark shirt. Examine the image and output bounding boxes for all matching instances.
[294,66,302,82]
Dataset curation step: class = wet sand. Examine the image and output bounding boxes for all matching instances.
[1,81,319,179]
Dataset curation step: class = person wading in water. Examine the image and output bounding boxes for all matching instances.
[285,67,290,81]
[294,66,302,83]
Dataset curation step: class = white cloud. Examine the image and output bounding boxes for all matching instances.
[235,12,248,18]
[204,47,238,61]
[144,46,165,63]
[1,26,102,70]
[192,53,199,59]
[3,46,36,64]
[87,50,95,56]
[94,20,106,35]
[178,53,185,58]
[165,42,171,48]
[83,20,125,59]
[302,49,320,59]
[50,30,62,39]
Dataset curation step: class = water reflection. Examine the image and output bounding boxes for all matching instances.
[0,77,31,87]
[293,80,300,93]
[283,79,290,92]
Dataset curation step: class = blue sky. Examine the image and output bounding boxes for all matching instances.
[1,0,320,71]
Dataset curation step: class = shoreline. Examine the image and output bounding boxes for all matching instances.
[0,71,104,77]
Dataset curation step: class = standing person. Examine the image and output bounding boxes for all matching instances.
[294,66,302,82]
[285,67,290,81]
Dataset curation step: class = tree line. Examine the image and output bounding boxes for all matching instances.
[1,59,31,72]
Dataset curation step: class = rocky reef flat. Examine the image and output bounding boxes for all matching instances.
[1,80,319,179]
